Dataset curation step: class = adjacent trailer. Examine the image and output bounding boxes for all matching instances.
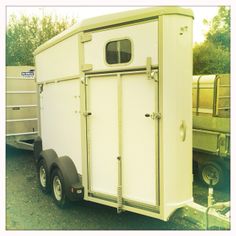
[33,7,229,227]
[6,66,38,150]
[192,74,230,188]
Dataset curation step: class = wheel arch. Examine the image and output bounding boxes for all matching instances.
[36,149,59,193]
[38,149,59,171]
[50,156,83,201]
[33,136,43,163]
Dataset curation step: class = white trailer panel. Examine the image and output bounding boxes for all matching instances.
[87,75,118,196]
[35,35,80,82]
[159,15,193,218]
[84,20,158,71]
[121,72,157,205]
[40,79,82,173]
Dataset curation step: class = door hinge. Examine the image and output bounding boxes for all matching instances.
[146,57,158,82]
[81,64,93,72]
[80,77,88,86]
[80,33,92,43]
[146,57,152,80]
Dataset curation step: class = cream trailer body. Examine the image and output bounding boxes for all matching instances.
[34,7,193,221]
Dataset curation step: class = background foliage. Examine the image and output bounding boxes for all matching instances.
[6,15,76,65]
[193,6,230,75]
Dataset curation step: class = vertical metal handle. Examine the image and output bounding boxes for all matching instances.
[180,120,186,142]
[117,156,122,213]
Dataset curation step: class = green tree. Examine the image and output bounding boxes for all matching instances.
[206,6,230,50]
[193,7,230,75]
[6,15,76,66]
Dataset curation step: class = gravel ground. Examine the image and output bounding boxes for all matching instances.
[6,146,230,230]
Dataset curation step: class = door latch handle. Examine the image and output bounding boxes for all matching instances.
[145,112,161,120]
[83,112,92,117]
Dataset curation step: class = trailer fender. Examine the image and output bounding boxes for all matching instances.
[33,136,43,163]
[51,156,84,202]
[37,149,59,192]
[38,149,58,168]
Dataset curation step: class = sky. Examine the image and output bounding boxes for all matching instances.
[6,6,219,44]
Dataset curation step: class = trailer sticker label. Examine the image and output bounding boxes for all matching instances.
[21,70,34,78]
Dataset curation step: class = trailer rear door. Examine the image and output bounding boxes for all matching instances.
[84,19,159,209]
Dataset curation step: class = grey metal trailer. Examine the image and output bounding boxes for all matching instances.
[6,66,38,150]
[192,74,230,188]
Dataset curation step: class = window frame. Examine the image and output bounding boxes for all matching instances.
[104,37,133,67]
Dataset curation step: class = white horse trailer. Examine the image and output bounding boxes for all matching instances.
[33,7,229,227]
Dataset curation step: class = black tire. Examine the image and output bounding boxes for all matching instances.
[199,161,225,189]
[51,168,68,208]
[37,159,50,193]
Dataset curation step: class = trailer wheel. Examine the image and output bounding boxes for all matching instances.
[37,159,50,193]
[199,162,224,188]
[51,168,67,208]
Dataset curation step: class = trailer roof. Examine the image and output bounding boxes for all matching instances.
[79,7,193,31]
[34,7,193,56]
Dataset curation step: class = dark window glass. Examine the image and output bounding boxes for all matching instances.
[120,39,131,63]
[106,39,131,65]
[106,41,118,64]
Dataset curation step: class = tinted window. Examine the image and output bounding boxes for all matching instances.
[106,39,131,65]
